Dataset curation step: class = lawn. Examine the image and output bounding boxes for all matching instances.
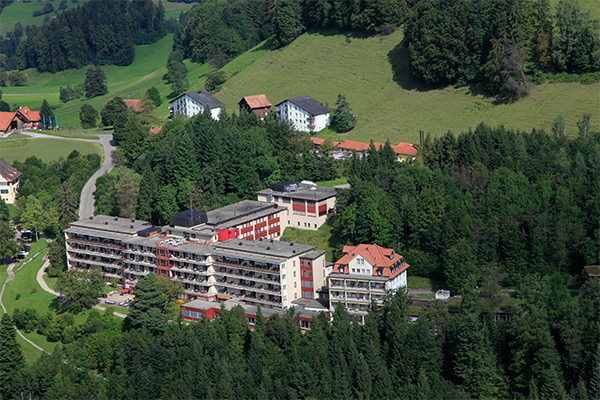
[0,133,28,141]
[32,130,100,140]
[213,29,599,144]
[0,138,101,164]
[0,0,93,35]
[316,177,349,187]
[281,219,343,262]
[407,275,446,290]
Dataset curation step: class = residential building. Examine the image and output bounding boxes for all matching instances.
[0,157,22,204]
[334,139,419,162]
[238,95,272,119]
[16,107,41,129]
[275,96,330,132]
[64,209,327,307]
[0,112,21,135]
[327,244,409,323]
[169,90,225,120]
[256,180,337,230]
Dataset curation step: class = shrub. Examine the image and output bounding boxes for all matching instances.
[204,70,227,92]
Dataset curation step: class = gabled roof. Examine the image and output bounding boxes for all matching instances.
[337,139,372,152]
[310,136,340,147]
[334,243,408,279]
[336,139,418,156]
[124,99,143,112]
[0,157,22,182]
[239,94,272,109]
[392,142,419,156]
[276,96,330,116]
[149,127,162,134]
[171,90,225,109]
[17,107,40,122]
[0,112,17,133]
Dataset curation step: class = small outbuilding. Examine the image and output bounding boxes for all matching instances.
[238,94,272,119]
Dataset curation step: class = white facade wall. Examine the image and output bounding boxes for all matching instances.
[170,94,222,120]
[0,177,18,204]
[276,100,330,133]
[386,270,408,291]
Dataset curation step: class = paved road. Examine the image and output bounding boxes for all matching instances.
[13,130,116,220]
[78,135,116,219]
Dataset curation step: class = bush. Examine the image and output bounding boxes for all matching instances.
[32,2,54,17]
[204,70,227,92]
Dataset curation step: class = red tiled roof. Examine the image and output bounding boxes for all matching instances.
[124,99,143,112]
[149,127,162,134]
[337,139,372,152]
[336,139,418,156]
[17,107,41,122]
[392,142,419,156]
[0,112,17,133]
[0,157,22,182]
[309,137,340,147]
[240,94,272,109]
[334,244,409,279]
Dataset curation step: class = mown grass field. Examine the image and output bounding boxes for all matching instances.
[214,28,599,144]
[0,138,101,164]
[0,0,93,35]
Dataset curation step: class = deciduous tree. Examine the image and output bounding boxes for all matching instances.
[79,104,98,128]
[56,268,105,311]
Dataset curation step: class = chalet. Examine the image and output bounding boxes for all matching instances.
[0,157,22,204]
[238,94,272,119]
[169,90,225,120]
[16,107,41,129]
[327,243,409,322]
[0,112,20,135]
[275,96,330,132]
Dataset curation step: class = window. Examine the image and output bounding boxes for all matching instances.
[294,292,297,299]
[0,189,7,194]
[293,270,296,276]
[294,282,297,288]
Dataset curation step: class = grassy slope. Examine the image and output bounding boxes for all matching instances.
[281,220,345,262]
[214,29,599,144]
[0,138,101,164]
[0,0,93,35]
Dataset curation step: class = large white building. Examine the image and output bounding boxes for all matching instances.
[169,90,225,120]
[64,204,327,308]
[275,96,330,132]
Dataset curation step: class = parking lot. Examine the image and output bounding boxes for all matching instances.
[100,290,133,308]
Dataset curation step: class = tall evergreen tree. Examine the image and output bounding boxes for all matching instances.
[39,99,54,129]
[84,66,108,98]
[79,104,98,128]
[0,313,24,400]
[332,94,357,133]
[129,273,169,334]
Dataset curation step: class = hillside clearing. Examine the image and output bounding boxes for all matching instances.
[0,138,101,164]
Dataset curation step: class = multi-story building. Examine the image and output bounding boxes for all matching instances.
[65,211,327,308]
[257,180,337,230]
[275,96,330,132]
[169,90,225,120]
[327,244,409,323]
[0,157,22,204]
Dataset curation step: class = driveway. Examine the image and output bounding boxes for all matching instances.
[15,130,116,220]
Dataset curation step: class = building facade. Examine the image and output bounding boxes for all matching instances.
[257,181,337,231]
[327,244,409,322]
[169,90,225,120]
[238,95,272,120]
[275,96,330,132]
[64,209,327,308]
[0,157,22,204]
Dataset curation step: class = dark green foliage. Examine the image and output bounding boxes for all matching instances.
[145,86,162,107]
[17,0,166,73]
[129,273,169,334]
[0,221,20,261]
[101,96,127,128]
[79,104,98,129]
[7,70,26,86]
[0,313,24,400]
[56,269,105,312]
[332,94,357,133]
[32,2,54,17]
[40,99,54,129]
[164,50,189,95]
[84,67,108,99]
[204,70,227,92]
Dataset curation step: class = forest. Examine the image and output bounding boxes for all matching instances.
[15,0,166,73]
[0,272,598,400]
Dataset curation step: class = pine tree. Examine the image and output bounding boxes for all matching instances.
[40,98,54,129]
[145,86,162,107]
[79,104,98,128]
[0,313,24,400]
[129,273,169,334]
[84,66,108,98]
[332,94,357,133]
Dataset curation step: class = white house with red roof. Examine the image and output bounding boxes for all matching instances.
[276,96,330,132]
[0,157,22,204]
[327,243,409,321]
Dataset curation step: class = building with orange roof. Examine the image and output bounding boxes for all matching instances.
[17,107,41,123]
[238,94,272,120]
[309,137,340,148]
[124,99,143,112]
[332,139,418,162]
[327,243,409,321]
[0,157,22,204]
[0,112,19,135]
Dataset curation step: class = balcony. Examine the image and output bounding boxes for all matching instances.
[308,124,316,129]
[67,237,122,249]
[173,275,208,285]
[213,280,281,296]
[67,255,122,268]
[214,269,280,285]
[67,246,122,260]
[214,260,280,274]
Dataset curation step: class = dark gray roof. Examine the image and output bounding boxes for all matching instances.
[214,238,316,260]
[203,200,282,229]
[276,96,330,116]
[257,183,337,202]
[66,215,151,236]
[302,250,326,260]
[175,90,225,109]
[0,157,21,181]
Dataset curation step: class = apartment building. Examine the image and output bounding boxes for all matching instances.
[256,180,337,230]
[275,96,330,132]
[169,90,225,120]
[327,244,409,323]
[65,212,327,308]
[0,157,21,204]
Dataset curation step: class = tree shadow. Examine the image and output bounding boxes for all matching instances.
[306,27,371,41]
[387,40,432,92]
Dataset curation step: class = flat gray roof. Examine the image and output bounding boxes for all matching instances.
[257,183,337,202]
[302,250,326,260]
[214,238,316,260]
[68,215,150,236]
[203,200,282,229]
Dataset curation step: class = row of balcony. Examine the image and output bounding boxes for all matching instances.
[214,260,280,273]
[329,281,386,292]
[67,245,122,259]
[214,269,280,284]
[67,237,123,249]
[217,288,282,305]
[67,255,123,268]
[214,280,280,295]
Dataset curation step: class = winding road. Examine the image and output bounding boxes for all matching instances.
[16,131,116,220]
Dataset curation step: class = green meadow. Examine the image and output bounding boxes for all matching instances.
[0,0,93,35]
[0,138,101,163]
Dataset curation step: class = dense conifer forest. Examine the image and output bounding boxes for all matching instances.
[15,0,166,73]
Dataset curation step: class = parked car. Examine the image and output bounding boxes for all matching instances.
[118,302,129,308]
[22,245,31,252]
[105,300,116,305]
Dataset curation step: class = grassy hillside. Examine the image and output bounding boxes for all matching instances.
[0,138,101,163]
[0,0,92,35]
[213,29,599,144]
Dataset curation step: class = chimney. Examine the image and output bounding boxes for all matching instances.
[420,130,424,149]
